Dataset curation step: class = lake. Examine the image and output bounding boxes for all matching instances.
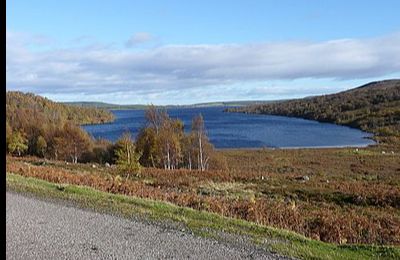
[83,107,375,148]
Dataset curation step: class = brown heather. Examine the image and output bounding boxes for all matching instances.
[6,144,400,246]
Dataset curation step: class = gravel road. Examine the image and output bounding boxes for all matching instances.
[6,192,290,259]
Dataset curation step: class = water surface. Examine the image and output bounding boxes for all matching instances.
[83,107,375,148]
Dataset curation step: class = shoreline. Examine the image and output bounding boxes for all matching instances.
[216,143,377,151]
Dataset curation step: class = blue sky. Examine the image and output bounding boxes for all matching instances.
[6,0,400,104]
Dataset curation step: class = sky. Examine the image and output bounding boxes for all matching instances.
[6,0,400,105]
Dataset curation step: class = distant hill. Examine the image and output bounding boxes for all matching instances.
[6,91,115,126]
[226,80,400,141]
[63,101,149,110]
[187,100,283,107]
[63,101,117,108]
[64,100,280,110]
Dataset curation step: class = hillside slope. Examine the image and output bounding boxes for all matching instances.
[6,91,115,159]
[6,91,115,125]
[226,80,400,140]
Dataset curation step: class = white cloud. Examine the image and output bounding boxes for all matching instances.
[125,32,154,47]
[6,30,400,103]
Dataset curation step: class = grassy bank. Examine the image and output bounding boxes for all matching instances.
[6,173,400,260]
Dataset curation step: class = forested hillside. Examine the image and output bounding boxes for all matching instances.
[7,91,115,125]
[6,92,223,170]
[6,91,114,160]
[227,80,400,141]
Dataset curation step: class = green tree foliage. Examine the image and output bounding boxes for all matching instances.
[35,135,47,158]
[139,105,185,170]
[136,127,158,167]
[6,121,12,152]
[114,132,141,177]
[8,130,28,156]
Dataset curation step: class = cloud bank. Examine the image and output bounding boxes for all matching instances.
[6,30,400,103]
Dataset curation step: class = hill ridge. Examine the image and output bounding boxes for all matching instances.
[226,79,400,142]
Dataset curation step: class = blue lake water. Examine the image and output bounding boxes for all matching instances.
[83,107,375,149]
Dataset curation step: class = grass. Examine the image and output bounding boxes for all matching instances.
[6,173,400,260]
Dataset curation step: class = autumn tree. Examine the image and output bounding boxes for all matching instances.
[93,139,114,164]
[25,124,45,156]
[191,114,213,171]
[79,138,114,164]
[182,133,195,170]
[145,105,168,134]
[6,91,114,126]
[53,122,92,163]
[35,135,47,158]
[114,132,141,178]
[135,127,158,167]
[138,106,185,170]
[6,91,114,161]
[8,130,28,156]
[157,118,184,170]
[6,121,12,152]
[138,108,221,171]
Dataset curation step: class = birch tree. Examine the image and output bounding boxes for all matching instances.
[8,130,28,156]
[53,122,91,163]
[191,114,212,171]
[114,132,141,178]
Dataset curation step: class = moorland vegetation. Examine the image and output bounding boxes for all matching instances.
[5,84,400,248]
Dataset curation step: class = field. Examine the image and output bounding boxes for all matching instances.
[6,143,400,248]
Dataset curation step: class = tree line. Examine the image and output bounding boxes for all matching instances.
[6,91,226,173]
[226,79,400,140]
[135,106,220,171]
[6,91,113,162]
[7,91,115,125]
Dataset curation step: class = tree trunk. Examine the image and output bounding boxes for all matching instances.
[188,151,192,170]
[73,145,78,164]
[167,145,171,170]
[150,154,155,168]
[198,133,204,171]
[126,142,131,164]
